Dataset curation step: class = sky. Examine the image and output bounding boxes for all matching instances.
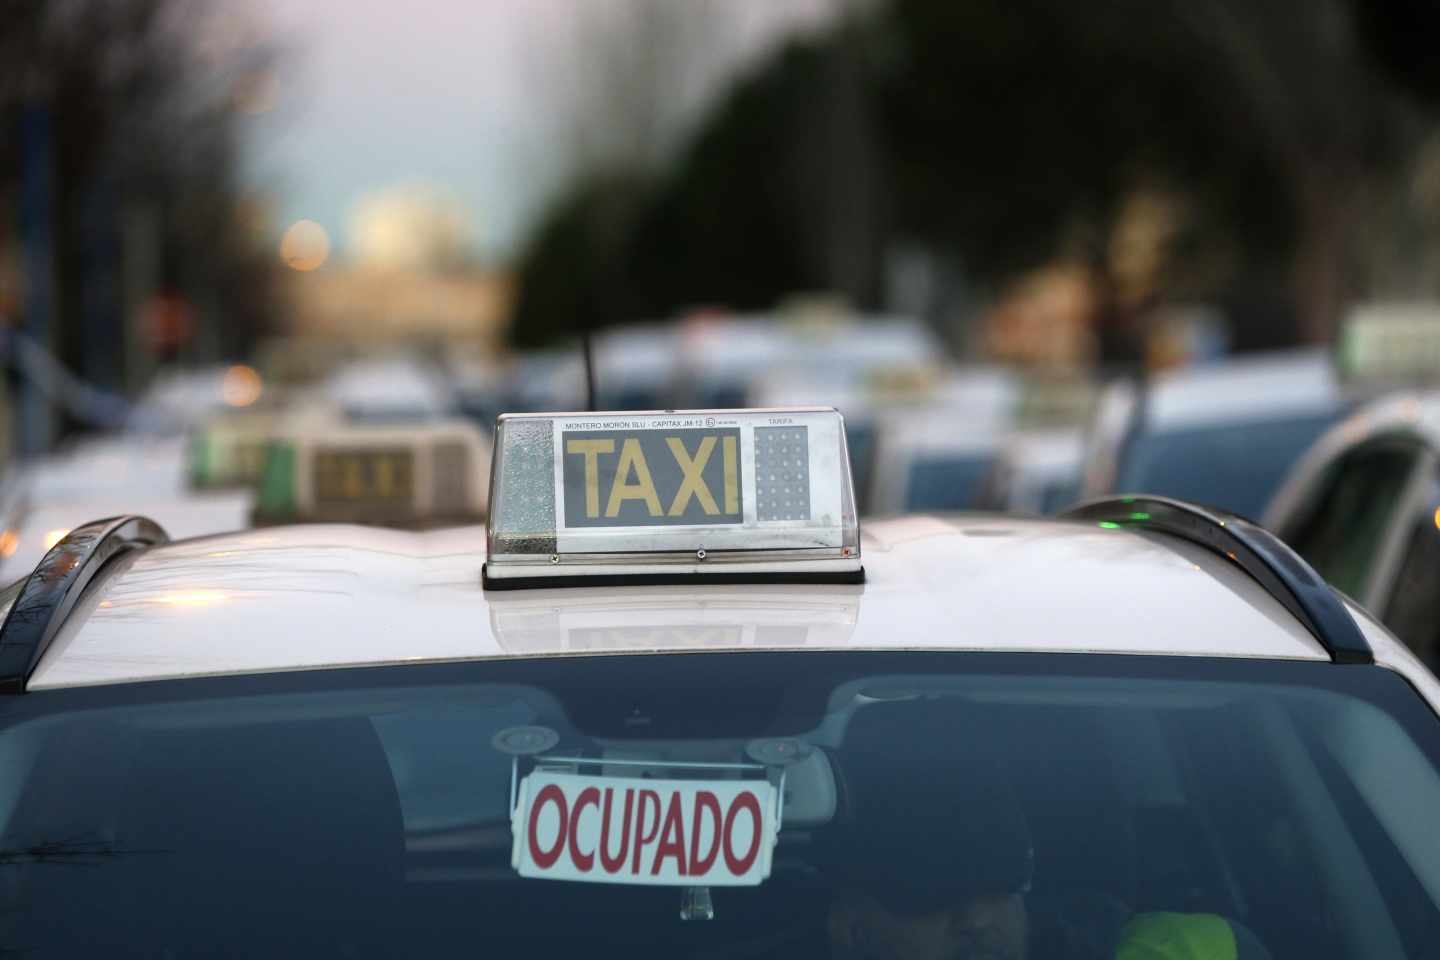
[243,0,840,264]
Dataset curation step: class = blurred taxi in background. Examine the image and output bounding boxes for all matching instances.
[867,368,1018,514]
[253,416,491,528]
[979,377,1095,515]
[1265,309,1440,667]
[322,355,459,424]
[1266,391,1440,667]
[188,407,285,492]
[448,348,589,427]
[1080,348,1347,520]
[980,427,1086,515]
[0,363,269,580]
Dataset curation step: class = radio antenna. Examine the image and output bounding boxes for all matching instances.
[581,330,597,412]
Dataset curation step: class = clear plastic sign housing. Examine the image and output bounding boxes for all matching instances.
[485,408,861,584]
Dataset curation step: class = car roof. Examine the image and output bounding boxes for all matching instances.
[1367,389,1440,446]
[1000,427,1084,477]
[324,358,454,419]
[1145,347,1341,430]
[24,514,1338,692]
[1322,389,1440,450]
[0,492,251,582]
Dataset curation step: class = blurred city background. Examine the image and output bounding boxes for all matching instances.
[4,0,1440,650]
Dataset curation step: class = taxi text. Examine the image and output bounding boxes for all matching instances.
[562,427,742,527]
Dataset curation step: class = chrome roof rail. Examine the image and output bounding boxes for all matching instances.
[1064,495,1371,664]
[0,516,168,692]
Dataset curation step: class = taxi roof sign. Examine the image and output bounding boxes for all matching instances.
[1339,303,1440,383]
[483,408,862,587]
[254,418,490,528]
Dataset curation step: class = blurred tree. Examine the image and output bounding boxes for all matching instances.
[1167,0,1409,344]
[0,0,277,438]
[629,36,881,315]
[512,0,1427,354]
[514,30,886,339]
[510,172,652,349]
[511,0,740,348]
[1350,0,1440,108]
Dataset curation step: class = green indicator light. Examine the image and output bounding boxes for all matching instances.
[257,441,298,518]
[1121,497,1135,504]
[1098,521,1121,530]
[1130,512,1151,520]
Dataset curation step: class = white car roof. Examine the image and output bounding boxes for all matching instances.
[126,366,238,434]
[325,358,454,419]
[1001,428,1085,477]
[25,514,1345,692]
[20,436,191,503]
[1147,347,1341,430]
[1,492,252,581]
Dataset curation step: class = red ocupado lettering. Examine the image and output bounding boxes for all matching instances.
[526,783,765,879]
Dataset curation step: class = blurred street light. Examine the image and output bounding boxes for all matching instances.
[280,220,330,272]
[221,365,264,407]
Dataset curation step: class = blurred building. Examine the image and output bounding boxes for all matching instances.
[278,185,513,349]
[283,266,512,347]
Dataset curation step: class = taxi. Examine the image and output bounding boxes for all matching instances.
[1262,310,1440,666]
[978,379,1095,515]
[1264,391,1440,666]
[1,408,1439,959]
[1079,348,1347,520]
[323,356,459,423]
[252,416,491,527]
[978,426,1084,514]
[0,433,252,580]
[187,407,283,490]
[866,369,1018,513]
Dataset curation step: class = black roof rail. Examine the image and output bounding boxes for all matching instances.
[1062,495,1372,665]
[0,515,168,693]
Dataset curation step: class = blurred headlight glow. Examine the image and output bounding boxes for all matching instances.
[222,364,263,407]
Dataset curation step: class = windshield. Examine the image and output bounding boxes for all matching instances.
[1117,412,1338,519]
[904,454,998,511]
[1,652,1438,959]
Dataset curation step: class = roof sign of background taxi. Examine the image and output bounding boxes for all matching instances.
[483,408,862,587]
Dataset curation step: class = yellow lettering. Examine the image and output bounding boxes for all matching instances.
[605,439,662,517]
[566,438,615,518]
[723,436,739,514]
[666,436,720,515]
[343,458,364,499]
[375,455,395,498]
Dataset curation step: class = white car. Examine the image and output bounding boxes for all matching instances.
[979,427,1085,514]
[1265,391,1440,665]
[323,356,459,423]
[0,434,252,580]
[866,369,1019,514]
[0,408,1436,959]
[1080,349,1346,520]
[252,417,491,527]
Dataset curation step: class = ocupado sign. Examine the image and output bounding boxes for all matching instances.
[511,770,779,886]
